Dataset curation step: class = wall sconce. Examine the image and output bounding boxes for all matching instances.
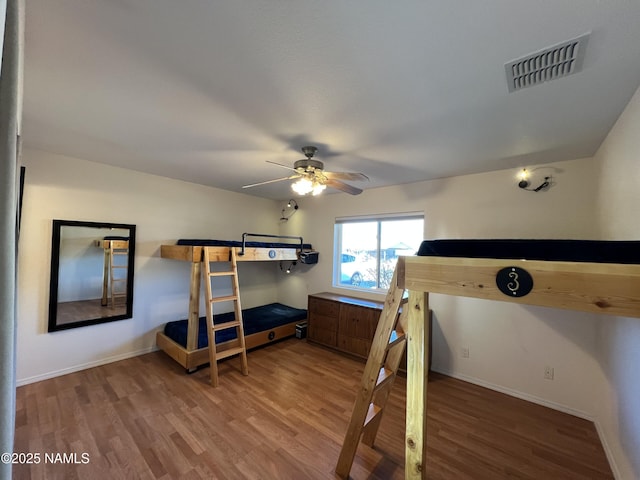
[279,261,297,274]
[280,199,299,222]
[518,168,551,192]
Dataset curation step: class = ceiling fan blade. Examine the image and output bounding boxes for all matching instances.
[325,171,369,182]
[325,178,363,195]
[266,160,298,172]
[242,175,300,189]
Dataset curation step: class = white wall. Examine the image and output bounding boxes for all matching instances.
[593,85,640,480]
[280,157,605,419]
[17,148,284,384]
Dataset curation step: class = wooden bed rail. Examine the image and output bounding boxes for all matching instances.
[397,256,640,318]
[160,244,299,262]
[239,232,304,256]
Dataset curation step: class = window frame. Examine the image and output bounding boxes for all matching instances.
[332,212,424,293]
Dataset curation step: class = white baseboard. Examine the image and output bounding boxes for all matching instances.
[16,346,158,386]
[593,418,622,480]
[432,367,593,420]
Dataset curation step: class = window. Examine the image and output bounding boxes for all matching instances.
[333,214,424,291]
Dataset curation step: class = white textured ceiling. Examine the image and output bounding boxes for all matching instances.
[23,1,640,199]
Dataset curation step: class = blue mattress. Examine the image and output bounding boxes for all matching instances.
[104,236,129,241]
[164,302,307,349]
[417,239,640,264]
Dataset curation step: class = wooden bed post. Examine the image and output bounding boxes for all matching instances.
[186,259,201,354]
[101,244,110,306]
[405,289,429,479]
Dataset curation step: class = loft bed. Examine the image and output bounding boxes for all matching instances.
[338,239,640,479]
[399,239,640,477]
[93,236,130,307]
[157,233,315,371]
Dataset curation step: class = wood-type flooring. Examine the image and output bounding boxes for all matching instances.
[56,299,126,326]
[14,338,613,479]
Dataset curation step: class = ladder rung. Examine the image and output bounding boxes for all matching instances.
[210,295,238,303]
[112,266,127,269]
[363,403,382,428]
[374,367,395,390]
[215,346,245,360]
[387,330,405,349]
[209,271,235,277]
[213,321,241,331]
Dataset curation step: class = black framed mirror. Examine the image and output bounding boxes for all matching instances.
[48,220,136,332]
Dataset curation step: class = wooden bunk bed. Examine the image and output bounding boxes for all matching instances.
[93,236,130,307]
[157,233,314,371]
[336,239,640,480]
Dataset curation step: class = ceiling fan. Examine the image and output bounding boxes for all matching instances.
[242,146,369,195]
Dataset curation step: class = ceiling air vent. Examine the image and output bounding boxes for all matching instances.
[505,33,589,92]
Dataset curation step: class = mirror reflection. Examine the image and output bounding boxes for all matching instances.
[48,220,136,332]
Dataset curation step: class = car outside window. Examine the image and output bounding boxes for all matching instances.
[333,215,423,291]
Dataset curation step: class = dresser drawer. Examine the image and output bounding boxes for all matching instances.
[308,296,340,317]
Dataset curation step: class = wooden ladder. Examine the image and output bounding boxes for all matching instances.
[336,267,409,478]
[109,241,129,307]
[203,246,249,387]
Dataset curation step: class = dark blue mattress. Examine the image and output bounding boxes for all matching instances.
[417,239,640,264]
[177,239,313,249]
[164,302,307,349]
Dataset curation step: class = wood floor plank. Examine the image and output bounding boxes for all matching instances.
[14,338,613,479]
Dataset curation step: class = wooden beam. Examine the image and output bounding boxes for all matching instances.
[405,290,429,479]
[186,260,201,352]
[399,256,640,318]
[235,247,298,261]
[160,244,302,263]
[160,244,202,262]
[101,245,109,306]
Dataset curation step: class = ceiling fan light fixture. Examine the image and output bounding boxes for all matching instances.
[312,183,326,195]
[291,175,327,196]
[291,177,313,195]
[245,145,368,196]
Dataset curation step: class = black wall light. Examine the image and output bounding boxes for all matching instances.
[518,169,551,192]
[279,261,297,274]
[280,199,299,221]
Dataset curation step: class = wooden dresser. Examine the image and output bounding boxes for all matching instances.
[307,292,432,369]
[306,292,386,359]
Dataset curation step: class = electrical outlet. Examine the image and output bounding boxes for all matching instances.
[544,366,554,380]
[461,347,470,358]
